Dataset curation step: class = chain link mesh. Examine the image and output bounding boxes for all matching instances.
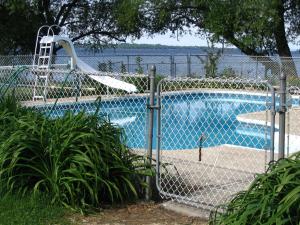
[1,53,299,211]
[156,78,273,210]
[1,54,300,86]
[287,85,300,157]
[0,67,149,151]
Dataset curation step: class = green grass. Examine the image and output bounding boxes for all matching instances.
[0,194,70,225]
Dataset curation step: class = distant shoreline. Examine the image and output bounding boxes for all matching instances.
[61,43,300,56]
[75,43,236,50]
[71,43,243,55]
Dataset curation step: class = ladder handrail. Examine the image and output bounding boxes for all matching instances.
[33,25,62,68]
[32,25,63,101]
[48,24,61,36]
[33,25,51,67]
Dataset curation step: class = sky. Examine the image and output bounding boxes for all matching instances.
[131,31,300,50]
[131,31,216,47]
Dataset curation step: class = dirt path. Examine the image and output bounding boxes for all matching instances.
[69,202,208,225]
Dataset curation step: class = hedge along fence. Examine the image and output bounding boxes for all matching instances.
[159,78,270,93]
[0,95,153,211]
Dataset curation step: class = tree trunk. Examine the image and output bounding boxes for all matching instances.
[223,33,281,78]
[274,0,297,77]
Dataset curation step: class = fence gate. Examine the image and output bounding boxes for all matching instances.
[287,86,300,157]
[155,78,275,210]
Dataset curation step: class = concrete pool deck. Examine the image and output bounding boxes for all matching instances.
[152,144,270,211]
[237,107,300,136]
[152,105,300,210]
[21,93,148,107]
[237,107,300,154]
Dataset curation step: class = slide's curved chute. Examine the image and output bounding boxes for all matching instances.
[40,35,137,93]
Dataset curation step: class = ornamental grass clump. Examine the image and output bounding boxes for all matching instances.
[0,96,152,210]
[209,152,300,225]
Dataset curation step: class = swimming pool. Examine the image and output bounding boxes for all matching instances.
[40,92,298,150]
[158,93,269,150]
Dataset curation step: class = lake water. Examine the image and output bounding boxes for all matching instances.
[57,46,300,79]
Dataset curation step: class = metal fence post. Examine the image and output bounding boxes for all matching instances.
[170,55,175,77]
[278,70,287,159]
[255,56,258,79]
[146,65,156,200]
[155,79,162,196]
[127,55,130,73]
[187,54,191,76]
[174,63,177,78]
[270,86,276,161]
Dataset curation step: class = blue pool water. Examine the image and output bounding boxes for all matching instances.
[41,92,298,150]
[159,93,269,150]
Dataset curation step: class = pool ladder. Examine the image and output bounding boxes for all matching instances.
[32,25,59,101]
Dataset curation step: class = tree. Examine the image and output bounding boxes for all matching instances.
[146,0,300,77]
[0,1,40,54]
[198,43,221,78]
[120,62,127,73]
[0,0,144,54]
[135,56,143,74]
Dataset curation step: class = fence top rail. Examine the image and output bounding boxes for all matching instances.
[158,76,269,84]
[1,54,300,60]
[0,67,149,78]
[31,68,148,77]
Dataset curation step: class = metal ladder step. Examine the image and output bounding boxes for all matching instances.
[37,65,50,69]
[32,74,49,101]
[33,96,44,99]
[40,44,52,48]
[38,56,51,59]
[37,75,48,79]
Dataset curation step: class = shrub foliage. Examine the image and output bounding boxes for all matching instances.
[209,152,300,225]
[0,96,152,210]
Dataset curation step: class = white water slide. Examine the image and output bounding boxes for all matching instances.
[39,35,137,93]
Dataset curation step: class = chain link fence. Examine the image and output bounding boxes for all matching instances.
[0,67,150,151]
[1,54,300,85]
[287,86,300,157]
[155,78,275,210]
[1,53,300,212]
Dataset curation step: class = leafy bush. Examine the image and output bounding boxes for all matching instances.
[135,56,144,74]
[209,152,300,225]
[160,79,268,92]
[220,67,238,79]
[288,76,300,87]
[0,96,152,211]
[123,75,148,93]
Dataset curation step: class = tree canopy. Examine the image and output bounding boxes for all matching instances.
[145,0,300,76]
[0,0,144,54]
[1,0,300,77]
